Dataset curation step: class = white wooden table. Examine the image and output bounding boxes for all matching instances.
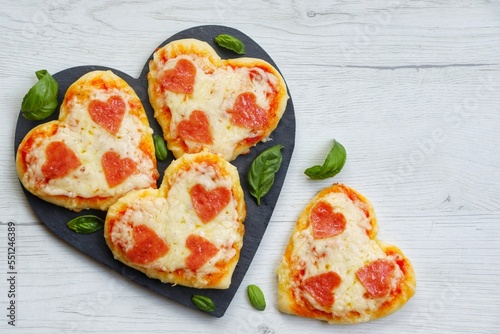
[1,1,499,333]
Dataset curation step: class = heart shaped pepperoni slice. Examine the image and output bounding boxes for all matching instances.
[356,259,396,298]
[185,234,219,271]
[310,201,347,239]
[303,272,342,308]
[230,92,268,129]
[101,151,137,188]
[126,224,169,265]
[88,95,126,135]
[160,58,197,94]
[177,110,213,144]
[42,141,81,180]
[190,184,231,223]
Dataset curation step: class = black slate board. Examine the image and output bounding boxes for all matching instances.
[14,25,295,317]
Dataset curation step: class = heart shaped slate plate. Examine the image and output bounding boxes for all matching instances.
[14,25,295,317]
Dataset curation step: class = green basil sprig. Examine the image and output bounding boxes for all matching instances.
[21,69,59,121]
[247,284,266,311]
[67,215,104,234]
[153,134,168,161]
[191,294,215,312]
[248,144,284,205]
[304,139,346,180]
[214,34,246,55]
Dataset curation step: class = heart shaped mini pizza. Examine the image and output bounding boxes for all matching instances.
[104,152,246,289]
[16,70,159,211]
[147,38,289,161]
[277,184,415,324]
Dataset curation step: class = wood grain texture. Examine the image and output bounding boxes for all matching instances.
[1,0,499,333]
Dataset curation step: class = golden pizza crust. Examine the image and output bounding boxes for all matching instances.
[277,184,416,324]
[148,38,289,161]
[16,70,158,211]
[104,152,246,289]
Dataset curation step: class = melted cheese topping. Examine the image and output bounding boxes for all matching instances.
[151,54,279,160]
[290,192,404,320]
[21,88,155,198]
[109,161,241,281]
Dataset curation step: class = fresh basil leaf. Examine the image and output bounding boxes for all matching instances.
[67,215,104,234]
[191,294,215,312]
[153,134,168,161]
[21,69,59,121]
[247,284,266,311]
[248,144,284,205]
[214,34,246,55]
[305,139,346,180]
